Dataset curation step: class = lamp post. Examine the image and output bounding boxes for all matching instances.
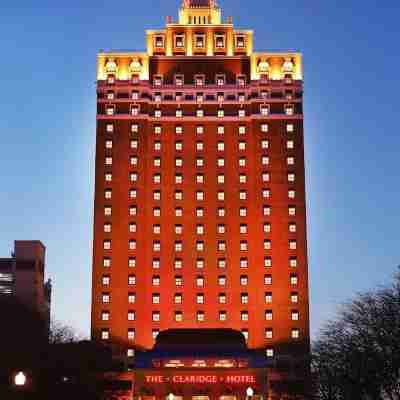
[14,372,27,387]
[246,387,254,399]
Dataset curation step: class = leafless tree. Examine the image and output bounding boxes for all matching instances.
[312,268,400,400]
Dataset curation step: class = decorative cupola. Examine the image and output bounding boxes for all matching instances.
[179,0,221,25]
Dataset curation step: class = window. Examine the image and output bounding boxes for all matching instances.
[106,106,115,116]
[153,241,161,252]
[196,259,204,269]
[239,174,247,184]
[218,208,226,217]
[196,141,204,151]
[262,189,271,199]
[196,191,204,201]
[260,105,270,116]
[266,348,274,358]
[153,207,160,217]
[261,139,269,149]
[291,329,300,339]
[239,157,246,167]
[287,123,294,133]
[287,140,294,149]
[175,174,183,184]
[285,105,294,115]
[291,311,299,321]
[104,207,112,216]
[103,258,111,268]
[238,109,246,117]
[128,258,136,268]
[218,241,226,252]
[176,109,183,118]
[175,142,183,153]
[105,140,113,149]
[102,293,110,303]
[265,328,273,339]
[288,190,296,199]
[262,173,270,183]
[217,224,225,234]
[195,174,204,184]
[263,206,271,216]
[290,258,298,268]
[128,329,135,340]
[196,241,204,251]
[152,311,160,322]
[196,158,204,167]
[217,191,225,201]
[264,257,272,268]
[289,206,296,216]
[175,190,183,200]
[175,34,185,48]
[218,259,226,269]
[263,223,271,233]
[175,225,183,235]
[236,35,245,48]
[153,125,162,135]
[175,241,183,252]
[131,106,139,116]
[174,293,182,304]
[174,259,183,269]
[239,207,247,217]
[239,141,246,151]
[289,241,297,250]
[175,158,183,168]
[216,74,225,85]
[197,311,205,322]
[101,311,110,321]
[240,275,248,286]
[219,311,227,321]
[175,276,183,286]
[241,293,248,304]
[155,35,164,48]
[196,207,204,217]
[288,173,296,183]
[152,293,160,304]
[195,75,205,86]
[104,223,111,233]
[291,292,299,303]
[196,109,204,117]
[217,109,224,118]
[103,240,111,250]
[175,74,184,86]
[175,125,183,135]
[218,275,226,286]
[127,348,135,357]
[265,310,273,321]
[128,240,136,250]
[196,225,204,235]
[128,275,136,285]
[152,329,159,340]
[152,275,160,286]
[217,174,225,184]
[264,240,271,250]
[105,157,112,166]
[240,241,248,251]
[197,294,204,304]
[217,141,225,152]
[241,311,249,321]
[196,125,204,134]
[237,76,246,86]
[101,329,110,340]
[154,141,161,151]
[153,191,161,201]
[290,274,298,285]
[287,157,295,165]
[261,123,269,133]
[130,173,138,183]
[128,293,136,304]
[265,292,272,303]
[154,109,162,118]
[217,158,225,167]
[106,124,114,133]
[264,275,272,285]
[219,293,226,304]
[175,207,183,217]
[131,123,139,133]
[105,173,112,182]
[129,189,137,199]
[154,93,161,102]
[175,311,183,322]
[240,258,248,269]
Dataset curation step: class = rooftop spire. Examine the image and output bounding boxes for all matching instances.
[182,0,217,8]
[179,0,221,24]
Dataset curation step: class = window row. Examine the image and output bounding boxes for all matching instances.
[101,291,299,305]
[105,205,298,217]
[105,123,295,134]
[101,274,299,287]
[102,257,299,269]
[104,105,296,117]
[103,223,297,235]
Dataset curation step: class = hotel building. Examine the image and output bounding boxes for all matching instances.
[92,1,309,397]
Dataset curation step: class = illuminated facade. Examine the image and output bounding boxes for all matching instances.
[92,0,309,397]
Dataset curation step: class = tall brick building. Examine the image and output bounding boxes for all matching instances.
[92,0,309,392]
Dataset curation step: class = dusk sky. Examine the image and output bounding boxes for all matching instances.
[0,0,399,338]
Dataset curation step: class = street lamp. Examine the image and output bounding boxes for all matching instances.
[246,387,254,397]
[14,372,27,387]
[167,393,174,400]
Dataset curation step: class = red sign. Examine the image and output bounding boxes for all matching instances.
[144,375,256,385]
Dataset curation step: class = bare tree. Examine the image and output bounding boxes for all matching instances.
[313,268,400,400]
[49,320,82,344]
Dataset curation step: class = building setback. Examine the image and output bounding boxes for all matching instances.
[92,0,310,396]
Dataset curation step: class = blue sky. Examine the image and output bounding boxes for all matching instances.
[0,0,399,338]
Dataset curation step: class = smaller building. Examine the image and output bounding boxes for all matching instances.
[0,241,51,330]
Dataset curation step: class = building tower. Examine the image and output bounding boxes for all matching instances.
[92,0,309,394]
